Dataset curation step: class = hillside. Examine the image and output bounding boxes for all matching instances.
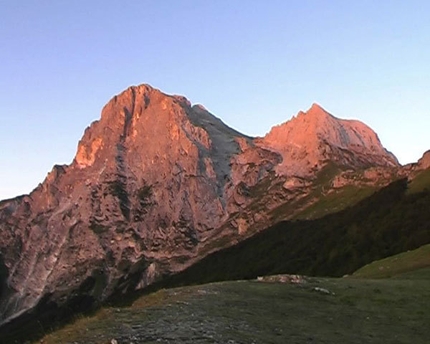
[144,176,430,290]
[351,243,430,279]
[0,84,401,333]
[23,243,430,343]
[26,272,430,344]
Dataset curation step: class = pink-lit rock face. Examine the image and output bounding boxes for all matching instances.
[417,150,430,170]
[259,103,399,176]
[0,85,406,328]
[400,150,430,178]
[0,84,256,326]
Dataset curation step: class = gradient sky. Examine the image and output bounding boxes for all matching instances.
[1,1,429,200]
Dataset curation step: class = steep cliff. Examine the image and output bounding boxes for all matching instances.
[0,85,401,330]
[259,103,398,176]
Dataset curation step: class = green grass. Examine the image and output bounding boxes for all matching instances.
[36,274,430,344]
[269,166,376,223]
[9,170,430,343]
[351,243,430,279]
[294,185,375,220]
[20,175,430,343]
[407,169,430,194]
[147,178,430,286]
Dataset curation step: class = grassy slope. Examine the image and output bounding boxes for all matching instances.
[293,184,375,220]
[144,178,430,290]
[9,168,430,343]
[351,243,430,279]
[37,271,430,344]
[34,243,430,343]
[407,168,430,194]
[271,163,378,222]
[37,245,430,344]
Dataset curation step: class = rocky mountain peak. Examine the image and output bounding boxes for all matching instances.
[74,84,194,169]
[0,84,253,327]
[259,104,399,176]
[0,84,407,334]
[301,102,330,115]
[417,150,430,170]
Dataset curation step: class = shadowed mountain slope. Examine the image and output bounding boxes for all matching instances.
[0,84,411,339]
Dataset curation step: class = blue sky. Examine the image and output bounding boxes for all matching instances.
[1,1,429,200]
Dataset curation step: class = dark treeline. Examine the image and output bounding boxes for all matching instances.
[152,178,430,288]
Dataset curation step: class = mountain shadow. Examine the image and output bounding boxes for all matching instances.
[145,178,430,290]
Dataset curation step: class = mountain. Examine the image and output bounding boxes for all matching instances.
[0,84,406,335]
[259,103,398,176]
[147,175,430,289]
[24,269,430,344]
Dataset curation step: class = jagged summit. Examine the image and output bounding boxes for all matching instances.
[259,103,399,176]
[0,83,251,326]
[0,83,405,333]
[310,102,325,111]
[74,83,245,173]
[294,103,332,119]
[298,102,330,115]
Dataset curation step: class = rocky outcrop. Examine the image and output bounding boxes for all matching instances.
[417,150,430,170]
[259,103,398,176]
[400,150,430,179]
[0,85,404,330]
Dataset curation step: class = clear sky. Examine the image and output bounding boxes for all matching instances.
[1,1,429,200]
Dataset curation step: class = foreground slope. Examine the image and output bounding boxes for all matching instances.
[33,274,430,344]
[352,243,430,279]
[0,84,400,331]
[32,244,430,344]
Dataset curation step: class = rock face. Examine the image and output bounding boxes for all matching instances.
[259,103,398,176]
[0,85,402,329]
[400,149,430,180]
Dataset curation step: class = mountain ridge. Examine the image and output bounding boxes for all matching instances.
[0,83,421,335]
[258,102,398,177]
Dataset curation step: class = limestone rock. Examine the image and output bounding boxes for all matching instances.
[0,85,406,330]
[417,150,430,170]
[258,103,399,177]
